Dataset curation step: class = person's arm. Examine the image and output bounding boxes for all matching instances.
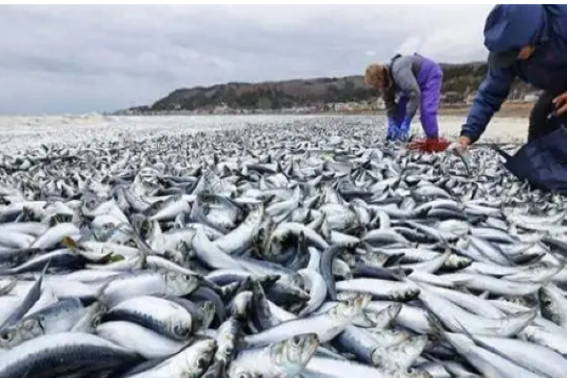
[383,87,398,120]
[392,61,421,122]
[461,66,516,145]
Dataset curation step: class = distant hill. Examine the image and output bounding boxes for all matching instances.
[126,62,535,113]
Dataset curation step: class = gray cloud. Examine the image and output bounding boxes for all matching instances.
[0,4,494,115]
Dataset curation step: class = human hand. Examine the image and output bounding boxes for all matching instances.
[553,91,567,116]
[446,136,471,154]
[398,118,411,142]
[387,118,399,141]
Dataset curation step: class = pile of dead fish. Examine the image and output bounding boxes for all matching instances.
[0,120,567,378]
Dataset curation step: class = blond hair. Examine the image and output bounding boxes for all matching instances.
[365,63,388,89]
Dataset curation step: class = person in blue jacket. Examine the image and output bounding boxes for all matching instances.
[452,4,567,151]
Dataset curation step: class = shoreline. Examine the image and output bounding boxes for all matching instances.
[107,103,534,119]
[0,103,534,120]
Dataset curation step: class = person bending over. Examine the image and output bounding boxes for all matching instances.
[451,4,567,151]
[365,53,444,142]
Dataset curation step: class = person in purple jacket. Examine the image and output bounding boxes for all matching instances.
[365,53,444,142]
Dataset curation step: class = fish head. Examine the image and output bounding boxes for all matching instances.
[332,293,371,319]
[351,311,377,328]
[216,319,241,363]
[164,271,200,297]
[404,368,434,378]
[84,301,107,331]
[373,349,433,376]
[395,334,429,355]
[167,311,193,341]
[270,333,320,377]
[200,361,225,378]
[181,339,217,377]
[371,334,428,370]
[163,248,185,265]
[0,317,43,349]
[385,303,403,321]
[254,217,273,250]
[539,286,562,324]
[366,303,402,329]
[81,192,105,213]
[280,274,305,291]
[228,291,253,320]
[198,301,217,330]
[372,329,411,345]
[91,215,122,234]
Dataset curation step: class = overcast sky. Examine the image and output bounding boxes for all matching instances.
[0,5,495,115]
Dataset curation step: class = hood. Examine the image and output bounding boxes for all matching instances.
[484,5,547,53]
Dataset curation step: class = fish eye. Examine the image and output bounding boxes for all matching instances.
[0,332,12,342]
[93,315,102,327]
[543,299,553,307]
[182,274,191,281]
[197,357,208,369]
[292,336,302,346]
[175,325,188,336]
[224,346,233,355]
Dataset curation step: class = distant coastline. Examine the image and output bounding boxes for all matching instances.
[113,61,538,118]
[110,103,533,119]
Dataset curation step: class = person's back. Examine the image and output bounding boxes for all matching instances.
[511,6,567,92]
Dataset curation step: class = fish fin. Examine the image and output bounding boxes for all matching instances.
[383,252,405,267]
[478,290,490,300]
[215,281,239,301]
[388,262,413,283]
[95,276,118,308]
[39,259,51,278]
[424,311,446,338]
[48,214,67,227]
[0,261,49,330]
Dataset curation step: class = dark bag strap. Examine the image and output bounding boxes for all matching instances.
[388,54,402,71]
[490,144,512,161]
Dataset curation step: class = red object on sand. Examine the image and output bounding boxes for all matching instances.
[407,137,451,153]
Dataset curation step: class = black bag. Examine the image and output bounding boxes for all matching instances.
[491,126,567,193]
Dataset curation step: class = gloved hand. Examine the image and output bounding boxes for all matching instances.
[398,118,412,142]
[387,118,399,141]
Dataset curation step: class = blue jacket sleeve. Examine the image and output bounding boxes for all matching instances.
[461,66,516,144]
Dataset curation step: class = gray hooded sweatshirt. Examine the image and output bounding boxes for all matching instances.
[383,54,423,121]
